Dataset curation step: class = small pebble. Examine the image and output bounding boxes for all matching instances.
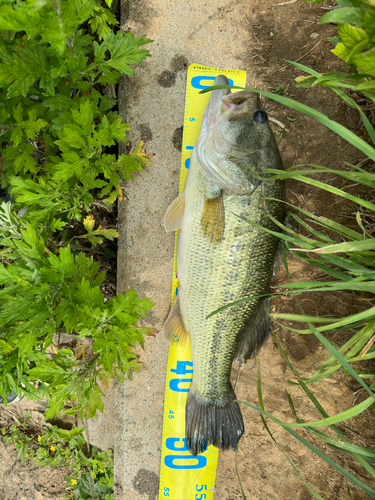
[310,32,319,39]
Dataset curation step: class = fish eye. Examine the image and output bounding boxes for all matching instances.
[253,110,268,123]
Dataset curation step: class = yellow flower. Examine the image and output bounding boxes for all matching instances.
[118,186,125,202]
[71,479,77,486]
[37,436,41,442]
[25,453,29,457]
[99,469,103,473]
[50,446,55,451]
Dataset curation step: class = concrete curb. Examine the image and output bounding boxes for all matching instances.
[114,1,263,498]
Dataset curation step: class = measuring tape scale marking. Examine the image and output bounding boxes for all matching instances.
[158,64,246,500]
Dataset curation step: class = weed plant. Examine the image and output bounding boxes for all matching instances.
[0,408,113,499]
[0,0,154,422]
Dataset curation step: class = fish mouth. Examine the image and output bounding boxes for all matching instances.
[221,91,258,117]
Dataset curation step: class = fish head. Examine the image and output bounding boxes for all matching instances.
[196,76,283,195]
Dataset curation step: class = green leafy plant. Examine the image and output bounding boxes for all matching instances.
[296,1,375,104]
[0,216,154,419]
[1,410,113,499]
[0,0,154,421]
[0,0,151,233]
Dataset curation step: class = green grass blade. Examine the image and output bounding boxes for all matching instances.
[264,166,375,187]
[291,213,336,244]
[256,360,325,500]
[286,60,375,145]
[300,258,356,281]
[235,443,246,500]
[281,282,375,294]
[284,60,321,77]
[309,429,375,462]
[263,170,375,212]
[312,321,375,376]
[272,328,375,479]
[305,238,375,254]
[200,85,375,162]
[269,313,338,323]
[239,399,375,497]
[208,288,375,321]
[274,305,375,333]
[307,322,375,401]
[249,396,374,428]
[244,218,318,250]
[270,197,363,241]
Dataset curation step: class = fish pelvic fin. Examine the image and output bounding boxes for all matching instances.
[200,190,225,244]
[185,384,244,456]
[163,193,185,232]
[162,294,189,346]
[235,298,270,364]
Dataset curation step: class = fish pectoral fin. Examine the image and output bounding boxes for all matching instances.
[162,294,189,346]
[200,190,225,244]
[235,298,270,363]
[163,193,185,232]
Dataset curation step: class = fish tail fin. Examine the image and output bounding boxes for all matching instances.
[185,384,244,456]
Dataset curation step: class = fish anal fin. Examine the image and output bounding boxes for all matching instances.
[200,190,225,244]
[163,193,185,232]
[185,384,244,456]
[235,298,270,363]
[162,294,189,346]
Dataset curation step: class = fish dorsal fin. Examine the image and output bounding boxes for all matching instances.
[163,193,185,232]
[162,293,189,346]
[234,298,270,363]
[200,190,225,244]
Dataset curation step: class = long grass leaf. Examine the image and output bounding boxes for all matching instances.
[281,282,375,294]
[307,322,375,401]
[256,360,325,500]
[272,328,375,479]
[306,238,375,254]
[265,171,375,211]
[276,251,375,481]
[306,427,375,462]
[200,85,375,162]
[313,321,375,376]
[238,400,375,497]
[269,197,362,241]
[235,443,246,500]
[285,60,375,145]
[269,314,338,323]
[241,396,374,428]
[275,305,375,333]
[291,214,336,244]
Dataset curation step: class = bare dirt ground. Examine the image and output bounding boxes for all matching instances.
[0,402,70,499]
[214,1,375,499]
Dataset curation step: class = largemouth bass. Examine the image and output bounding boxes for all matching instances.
[163,75,284,456]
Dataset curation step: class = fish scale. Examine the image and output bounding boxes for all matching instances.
[178,153,283,403]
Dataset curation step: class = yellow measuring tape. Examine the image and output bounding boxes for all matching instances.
[159,64,246,500]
